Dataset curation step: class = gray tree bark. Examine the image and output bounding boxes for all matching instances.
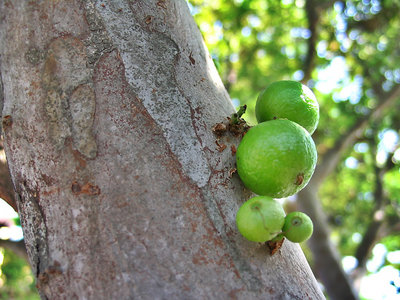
[0,1,324,299]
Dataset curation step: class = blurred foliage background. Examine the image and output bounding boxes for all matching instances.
[0,248,39,300]
[0,217,39,299]
[1,0,399,299]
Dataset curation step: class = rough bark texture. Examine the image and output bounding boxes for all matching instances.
[0,1,324,299]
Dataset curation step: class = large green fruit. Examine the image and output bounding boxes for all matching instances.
[236,196,286,242]
[236,119,317,198]
[256,80,319,134]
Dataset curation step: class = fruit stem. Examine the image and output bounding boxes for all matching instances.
[269,233,285,243]
[236,105,247,119]
[230,105,247,125]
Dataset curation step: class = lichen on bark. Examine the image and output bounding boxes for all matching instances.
[84,1,114,65]
[41,36,97,159]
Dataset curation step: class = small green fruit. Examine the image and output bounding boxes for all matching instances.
[236,196,286,242]
[255,80,319,134]
[282,211,313,243]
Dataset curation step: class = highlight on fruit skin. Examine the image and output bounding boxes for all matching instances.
[255,80,319,134]
[282,211,313,243]
[236,119,317,198]
[236,196,286,243]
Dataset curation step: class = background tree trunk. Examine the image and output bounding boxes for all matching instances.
[298,184,359,299]
[0,1,324,299]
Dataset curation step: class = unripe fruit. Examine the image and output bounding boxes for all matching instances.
[255,80,319,134]
[236,196,286,242]
[282,211,313,243]
[236,119,317,198]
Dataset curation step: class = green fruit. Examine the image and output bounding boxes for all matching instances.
[236,196,286,242]
[255,80,319,134]
[236,119,317,198]
[282,212,313,243]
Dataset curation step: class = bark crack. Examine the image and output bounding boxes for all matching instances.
[15,184,49,279]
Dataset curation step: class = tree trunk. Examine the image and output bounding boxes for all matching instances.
[298,184,358,300]
[0,1,324,299]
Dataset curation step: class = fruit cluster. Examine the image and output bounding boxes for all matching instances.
[235,80,318,246]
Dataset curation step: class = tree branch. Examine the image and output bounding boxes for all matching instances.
[354,166,383,269]
[302,0,336,83]
[312,84,400,186]
[302,0,319,83]
[353,142,398,278]
[298,186,359,300]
